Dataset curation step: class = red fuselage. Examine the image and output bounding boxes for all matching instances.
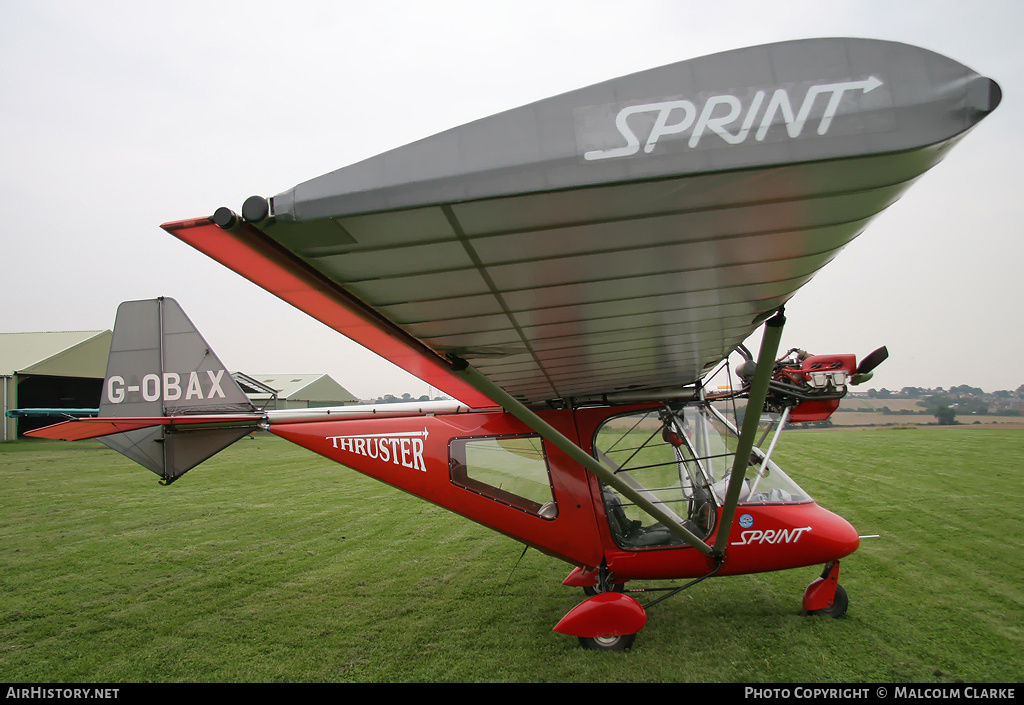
[268,402,859,582]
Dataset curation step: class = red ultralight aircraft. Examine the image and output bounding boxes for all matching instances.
[28,38,999,650]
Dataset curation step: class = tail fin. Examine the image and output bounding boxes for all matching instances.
[30,297,262,485]
[99,297,253,418]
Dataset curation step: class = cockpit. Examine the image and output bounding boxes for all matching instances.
[593,401,811,550]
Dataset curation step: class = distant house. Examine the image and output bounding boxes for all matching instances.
[234,374,357,410]
[1,330,112,440]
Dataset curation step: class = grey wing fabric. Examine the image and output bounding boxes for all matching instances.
[242,38,998,404]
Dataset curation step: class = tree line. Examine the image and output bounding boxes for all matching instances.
[370,393,436,404]
[863,384,1024,425]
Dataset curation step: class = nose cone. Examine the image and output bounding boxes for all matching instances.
[721,503,861,574]
[811,504,860,560]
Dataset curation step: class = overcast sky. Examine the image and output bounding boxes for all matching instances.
[2,0,1021,399]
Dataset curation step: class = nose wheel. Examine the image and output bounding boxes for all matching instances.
[807,583,848,618]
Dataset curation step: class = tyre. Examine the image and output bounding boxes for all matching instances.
[578,633,636,651]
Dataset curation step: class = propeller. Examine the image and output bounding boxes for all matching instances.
[851,346,888,385]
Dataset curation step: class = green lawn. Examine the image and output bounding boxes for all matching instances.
[1,428,1020,682]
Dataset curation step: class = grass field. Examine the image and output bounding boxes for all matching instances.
[1,428,1021,683]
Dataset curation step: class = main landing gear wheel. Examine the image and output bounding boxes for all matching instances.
[809,584,848,618]
[578,633,636,652]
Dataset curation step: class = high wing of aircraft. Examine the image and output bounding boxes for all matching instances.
[167,37,997,408]
[28,38,999,650]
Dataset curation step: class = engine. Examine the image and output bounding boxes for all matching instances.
[738,346,888,423]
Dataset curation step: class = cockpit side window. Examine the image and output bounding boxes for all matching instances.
[449,435,558,519]
[593,409,717,548]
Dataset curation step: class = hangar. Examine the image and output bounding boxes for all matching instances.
[234,373,358,410]
[2,331,358,438]
[1,329,113,440]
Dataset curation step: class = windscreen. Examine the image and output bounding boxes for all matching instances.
[593,403,811,550]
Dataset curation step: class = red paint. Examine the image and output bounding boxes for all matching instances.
[789,399,842,422]
[803,561,842,611]
[552,592,647,638]
[269,401,860,588]
[269,409,605,569]
[160,218,494,409]
[562,567,599,588]
[603,503,859,581]
[773,353,858,422]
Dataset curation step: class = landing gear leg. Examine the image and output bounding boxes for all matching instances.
[810,584,848,618]
[802,561,848,618]
[583,563,624,597]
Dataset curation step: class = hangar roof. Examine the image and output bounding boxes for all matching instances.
[0,330,112,378]
[243,373,357,403]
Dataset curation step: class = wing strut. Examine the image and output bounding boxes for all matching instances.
[447,356,715,557]
[448,307,785,561]
[712,308,787,557]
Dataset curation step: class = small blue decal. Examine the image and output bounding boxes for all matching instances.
[739,514,754,529]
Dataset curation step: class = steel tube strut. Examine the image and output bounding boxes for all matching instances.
[712,309,786,557]
[448,358,714,557]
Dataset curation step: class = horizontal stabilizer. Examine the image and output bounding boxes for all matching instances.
[5,408,98,419]
[25,414,264,441]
